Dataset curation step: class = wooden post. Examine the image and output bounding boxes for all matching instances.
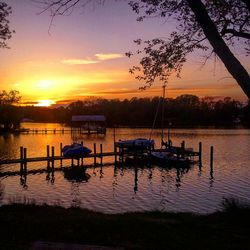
[60,142,63,167]
[114,143,117,164]
[133,141,136,158]
[181,140,185,150]
[51,146,55,171]
[134,167,138,193]
[210,146,214,171]
[62,128,64,134]
[47,145,50,170]
[94,143,96,166]
[121,146,124,164]
[20,146,24,173]
[177,148,180,161]
[45,128,47,134]
[80,141,84,165]
[47,145,50,157]
[100,143,103,165]
[198,142,202,166]
[113,126,116,151]
[23,148,27,172]
[141,142,143,158]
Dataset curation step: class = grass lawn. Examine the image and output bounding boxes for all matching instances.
[0,202,250,250]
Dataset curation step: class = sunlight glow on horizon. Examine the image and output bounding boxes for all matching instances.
[35,100,55,107]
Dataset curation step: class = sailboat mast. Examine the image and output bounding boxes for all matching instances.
[161,84,166,148]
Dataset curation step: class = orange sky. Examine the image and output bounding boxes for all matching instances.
[0,0,249,106]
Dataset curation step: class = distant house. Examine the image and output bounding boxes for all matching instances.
[71,115,106,135]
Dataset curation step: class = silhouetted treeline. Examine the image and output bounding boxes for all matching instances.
[2,95,250,128]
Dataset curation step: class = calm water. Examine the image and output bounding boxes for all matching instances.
[0,123,249,214]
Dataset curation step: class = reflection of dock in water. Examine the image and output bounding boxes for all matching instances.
[0,161,193,197]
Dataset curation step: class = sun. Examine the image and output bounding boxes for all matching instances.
[35,100,55,107]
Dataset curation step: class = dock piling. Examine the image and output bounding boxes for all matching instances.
[100,144,103,165]
[94,143,96,166]
[114,144,117,164]
[47,145,50,170]
[60,143,63,167]
[51,146,55,171]
[23,148,27,172]
[80,141,84,165]
[20,146,24,173]
[198,142,202,166]
[181,140,185,150]
[210,146,214,172]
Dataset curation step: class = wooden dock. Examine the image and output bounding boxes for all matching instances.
[0,152,116,165]
[17,128,106,135]
[0,140,210,178]
[0,142,202,166]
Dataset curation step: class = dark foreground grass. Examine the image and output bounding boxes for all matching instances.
[0,203,250,250]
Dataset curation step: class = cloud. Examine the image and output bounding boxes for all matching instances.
[61,53,124,66]
[21,101,39,105]
[94,89,140,95]
[55,99,76,104]
[61,59,99,65]
[95,53,124,60]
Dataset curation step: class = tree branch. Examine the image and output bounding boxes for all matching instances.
[221,28,250,39]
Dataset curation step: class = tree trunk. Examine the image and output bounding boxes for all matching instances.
[186,0,250,99]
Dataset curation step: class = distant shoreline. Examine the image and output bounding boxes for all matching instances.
[20,122,250,129]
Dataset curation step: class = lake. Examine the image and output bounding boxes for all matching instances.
[0,123,249,214]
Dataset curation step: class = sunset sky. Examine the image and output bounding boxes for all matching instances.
[0,0,249,106]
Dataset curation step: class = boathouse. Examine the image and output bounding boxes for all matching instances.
[71,115,106,135]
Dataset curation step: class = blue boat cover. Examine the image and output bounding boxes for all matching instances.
[62,143,92,157]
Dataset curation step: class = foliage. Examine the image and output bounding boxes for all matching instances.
[0,90,22,130]
[0,90,21,105]
[0,1,14,48]
[20,95,249,127]
[127,0,250,91]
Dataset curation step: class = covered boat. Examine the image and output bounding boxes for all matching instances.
[62,143,92,157]
[150,151,190,167]
[116,138,154,149]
